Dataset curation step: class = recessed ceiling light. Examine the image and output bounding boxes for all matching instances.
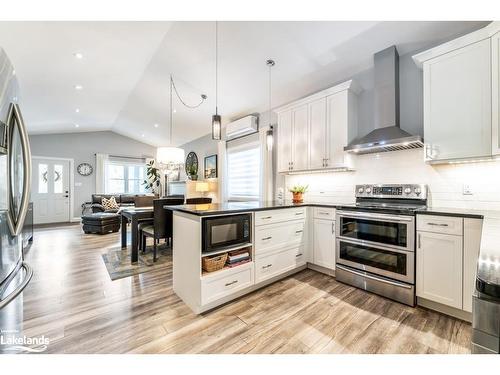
[75,108,80,113]
[75,123,80,128]
[74,84,83,90]
[173,109,177,114]
[73,52,84,59]
[141,134,145,137]
[154,123,159,128]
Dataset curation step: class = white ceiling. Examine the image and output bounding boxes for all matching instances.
[0,21,489,147]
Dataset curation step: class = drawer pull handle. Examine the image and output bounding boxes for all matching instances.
[262,264,273,269]
[296,253,303,257]
[319,211,330,215]
[295,212,303,215]
[295,230,303,234]
[427,223,449,227]
[225,280,238,287]
[262,236,272,241]
[261,216,272,220]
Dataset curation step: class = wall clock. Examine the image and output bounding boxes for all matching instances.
[185,151,198,175]
[77,163,93,176]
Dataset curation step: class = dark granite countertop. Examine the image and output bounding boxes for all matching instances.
[165,200,350,216]
[415,207,486,219]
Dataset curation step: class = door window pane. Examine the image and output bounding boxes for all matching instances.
[54,164,63,194]
[38,163,48,194]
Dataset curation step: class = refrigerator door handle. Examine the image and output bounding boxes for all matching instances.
[0,262,33,310]
[6,103,32,236]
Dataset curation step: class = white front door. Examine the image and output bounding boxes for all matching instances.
[31,158,71,224]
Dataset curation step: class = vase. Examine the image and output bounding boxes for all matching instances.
[292,192,303,203]
[190,174,198,181]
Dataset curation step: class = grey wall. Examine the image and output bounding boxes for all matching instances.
[180,132,219,180]
[29,131,156,217]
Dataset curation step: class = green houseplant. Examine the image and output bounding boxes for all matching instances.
[289,184,308,203]
[187,164,198,180]
[142,160,161,194]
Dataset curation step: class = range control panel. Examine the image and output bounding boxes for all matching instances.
[355,184,428,200]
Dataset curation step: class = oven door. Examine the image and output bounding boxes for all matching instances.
[336,210,414,252]
[202,214,251,253]
[336,238,414,284]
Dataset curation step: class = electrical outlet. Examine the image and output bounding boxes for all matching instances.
[463,184,473,195]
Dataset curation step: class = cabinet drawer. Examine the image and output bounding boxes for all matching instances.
[255,207,306,226]
[255,220,305,254]
[313,207,335,220]
[417,215,463,236]
[255,246,305,284]
[201,264,254,305]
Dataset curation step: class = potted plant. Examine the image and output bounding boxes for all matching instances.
[142,160,161,194]
[187,164,198,180]
[289,184,309,203]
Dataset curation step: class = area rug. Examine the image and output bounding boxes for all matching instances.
[102,243,172,281]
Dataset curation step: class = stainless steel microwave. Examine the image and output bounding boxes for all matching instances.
[202,213,251,253]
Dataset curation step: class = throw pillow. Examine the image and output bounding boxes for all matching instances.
[101,196,119,210]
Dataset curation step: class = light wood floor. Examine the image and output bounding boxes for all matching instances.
[20,223,472,354]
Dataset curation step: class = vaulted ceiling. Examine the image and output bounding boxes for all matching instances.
[0,21,489,146]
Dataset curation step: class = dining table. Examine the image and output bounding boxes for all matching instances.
[120,206,154,263]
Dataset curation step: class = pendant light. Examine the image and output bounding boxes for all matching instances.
[212,21,221,140]
[156,75,187,166]
[266,59,275,151]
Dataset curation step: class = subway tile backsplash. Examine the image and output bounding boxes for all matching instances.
[283,149,500,210]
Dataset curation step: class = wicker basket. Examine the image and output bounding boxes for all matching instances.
[202,253,228,273]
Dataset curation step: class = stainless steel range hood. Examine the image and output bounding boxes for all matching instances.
[344,46,423,154]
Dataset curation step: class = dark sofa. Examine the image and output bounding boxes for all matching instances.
[90,194,156,213]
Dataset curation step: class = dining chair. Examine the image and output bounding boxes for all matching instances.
[139,197,184,261]
[134,195,155,207]
[186,197,212,204]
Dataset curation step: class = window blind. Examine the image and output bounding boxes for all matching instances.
[227,143,261,201]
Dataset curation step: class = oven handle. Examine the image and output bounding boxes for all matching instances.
[336,264,413,289]
[337,237,413,254]
[336,211,414,223]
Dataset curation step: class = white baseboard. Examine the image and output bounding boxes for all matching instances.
[71,217,81,223]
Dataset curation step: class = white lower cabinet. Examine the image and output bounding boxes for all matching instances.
[312,218,336,270]
[201,263,254,305]
[416,231,463,309]
[255,246,306,284]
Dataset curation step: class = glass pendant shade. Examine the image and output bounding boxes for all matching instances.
[156,146,185,166]
[266,127,274,150]
[212,114,221,140]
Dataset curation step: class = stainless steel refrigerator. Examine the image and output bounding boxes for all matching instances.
[0,47,33,352]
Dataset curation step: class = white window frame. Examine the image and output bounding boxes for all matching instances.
[226,141,262,202]
[104,159,147,194]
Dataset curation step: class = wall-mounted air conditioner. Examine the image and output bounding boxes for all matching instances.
[225,115,258,141]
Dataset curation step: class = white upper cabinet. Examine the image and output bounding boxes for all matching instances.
[309,98,327,170]
[276,80,359,173]
[493,31,500,155]
[292,105,309,171]
[413,22,500,163]
[277,110,292,173]
[423,39,491,161]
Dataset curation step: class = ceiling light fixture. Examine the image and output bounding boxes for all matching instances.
[73,52,83,59]
[75,108,80,113]
[266,59,275,151]
[212,21,221,140]
[74,123,79,128]
[154,123,159,128]
[74,84,83,90]
[157,75,207,167]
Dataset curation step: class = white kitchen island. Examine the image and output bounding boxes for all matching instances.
[168,202,316,314]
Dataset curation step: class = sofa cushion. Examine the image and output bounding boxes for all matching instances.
[102,196,120,210]
[92,194,121,204]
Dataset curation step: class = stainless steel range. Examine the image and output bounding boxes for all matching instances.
[335,184,428,306]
